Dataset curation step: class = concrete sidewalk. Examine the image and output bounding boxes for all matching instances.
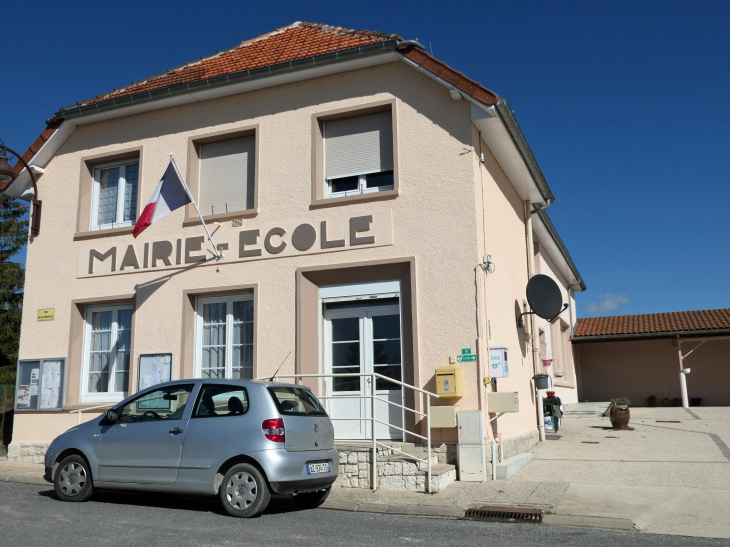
[511,405,730,539]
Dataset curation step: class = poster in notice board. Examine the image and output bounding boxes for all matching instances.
[15,359,65,411]
[138,353,172,391]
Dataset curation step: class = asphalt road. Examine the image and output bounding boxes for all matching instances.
[0,482,724,547]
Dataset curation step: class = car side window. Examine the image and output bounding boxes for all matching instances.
[118,384,195,424]
[193,385,249,418]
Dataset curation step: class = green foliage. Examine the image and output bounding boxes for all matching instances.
[0,193,27,385]
[611,397,631,406]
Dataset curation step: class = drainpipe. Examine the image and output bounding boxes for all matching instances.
[526,200,546,442]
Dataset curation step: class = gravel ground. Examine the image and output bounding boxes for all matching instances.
[1,482,726,547]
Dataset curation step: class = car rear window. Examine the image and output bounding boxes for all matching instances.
[268,387,328,417]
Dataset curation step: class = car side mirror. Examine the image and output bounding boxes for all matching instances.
[106,409,118,423]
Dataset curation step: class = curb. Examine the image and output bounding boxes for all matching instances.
[321,500,466,519]
[543,514,636,532]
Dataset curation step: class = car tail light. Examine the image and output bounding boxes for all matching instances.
[262,419,285,442]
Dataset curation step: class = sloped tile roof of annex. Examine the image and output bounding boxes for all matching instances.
[573,308,730,339]
[62,22,403,109]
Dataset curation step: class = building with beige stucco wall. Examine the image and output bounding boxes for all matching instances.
[4,23,585,477]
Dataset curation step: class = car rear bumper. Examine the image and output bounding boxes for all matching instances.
[253,447,339,494]
[270,475,336,494]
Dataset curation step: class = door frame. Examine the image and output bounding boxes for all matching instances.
[319,280,404,440]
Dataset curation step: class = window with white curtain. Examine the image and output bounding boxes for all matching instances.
[82,304,133,402]
[195,294,254,379]
[324,110,394,198]
[198,136,255,216]
[91,160,139,230]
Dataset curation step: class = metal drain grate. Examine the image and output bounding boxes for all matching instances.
[465,506,543,524]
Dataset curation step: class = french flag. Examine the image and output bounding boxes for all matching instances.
[133,162,192,238]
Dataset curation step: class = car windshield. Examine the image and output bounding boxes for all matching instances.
[268,387,328,417]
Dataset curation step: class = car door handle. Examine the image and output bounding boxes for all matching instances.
[169,427,183,435]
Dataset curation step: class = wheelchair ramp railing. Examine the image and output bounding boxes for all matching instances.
[265,372,440,492]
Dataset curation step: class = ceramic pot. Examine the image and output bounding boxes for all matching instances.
[609,405,630,429]
[647,398,656,407]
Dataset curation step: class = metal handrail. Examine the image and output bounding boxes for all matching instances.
[319,394,428,417]
[69,403,114,425]
[262,372,438,493]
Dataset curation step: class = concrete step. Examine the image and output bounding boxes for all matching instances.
[495,451,534,480]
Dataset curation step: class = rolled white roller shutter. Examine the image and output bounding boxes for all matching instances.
[199,136,255,215]
[325,111,393,180]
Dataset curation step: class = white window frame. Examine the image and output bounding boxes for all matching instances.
[90,158,139,231]
[194,293,254,380]
[80,303,133,403]
[324,169,394,199]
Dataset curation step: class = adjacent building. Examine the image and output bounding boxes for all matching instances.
[5,22,584,473]
[573,309,730,407]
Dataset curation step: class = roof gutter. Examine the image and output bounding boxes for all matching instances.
[536,208,586,291]
[572,327,730,343]
[493,98,555,204]
[48,40,423,124]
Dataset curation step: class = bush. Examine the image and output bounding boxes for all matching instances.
[611,397,631,406]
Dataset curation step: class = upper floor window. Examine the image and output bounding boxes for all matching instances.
[195,294,254,380]
[324,111,394,198]
[82,303,133,402]
[91,160,139,230]
[198,136,255,216]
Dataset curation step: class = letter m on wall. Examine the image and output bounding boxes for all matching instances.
[88,248,117,274]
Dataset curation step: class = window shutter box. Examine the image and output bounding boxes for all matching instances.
[199,136,255,215]
[325,111,393,180]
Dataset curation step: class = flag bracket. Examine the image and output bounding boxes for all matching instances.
[169,153,223,261]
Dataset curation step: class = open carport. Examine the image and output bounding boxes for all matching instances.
[572,309,730,407]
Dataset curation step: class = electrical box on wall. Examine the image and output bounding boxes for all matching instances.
[430,405,458,428]
[487,391,519,413]
[436,366,463,398]
[489,346,509,378]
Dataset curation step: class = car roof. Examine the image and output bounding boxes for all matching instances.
[158,378,307,390]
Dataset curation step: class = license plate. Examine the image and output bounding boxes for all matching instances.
[307,463,330,475]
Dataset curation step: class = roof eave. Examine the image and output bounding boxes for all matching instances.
[534,209,586,291]
[572,327,730,342]
[49,39,414,124]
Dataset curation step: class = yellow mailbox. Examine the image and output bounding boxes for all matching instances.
[435,366,462,398]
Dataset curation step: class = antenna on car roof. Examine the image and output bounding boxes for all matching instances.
[268,351,292,382]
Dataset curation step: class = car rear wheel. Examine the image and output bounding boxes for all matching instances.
[54,455,93,502]
[220,463,270,518]
[294,487,331,508]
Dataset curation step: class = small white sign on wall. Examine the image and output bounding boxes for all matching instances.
[489,346,509,378]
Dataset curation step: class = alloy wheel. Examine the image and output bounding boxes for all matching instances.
[58,462,87,497]
[225,472,258,510]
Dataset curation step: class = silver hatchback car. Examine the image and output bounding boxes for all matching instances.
[44,379,338,517]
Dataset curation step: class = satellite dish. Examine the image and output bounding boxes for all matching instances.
[526,274,564,320]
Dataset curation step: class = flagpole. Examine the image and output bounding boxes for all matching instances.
[168,153,222,260]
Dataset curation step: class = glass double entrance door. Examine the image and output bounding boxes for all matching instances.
[324,303,404,440]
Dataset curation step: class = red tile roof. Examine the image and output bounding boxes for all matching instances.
[9,22,500,190]
[64,22,403,109]
[574,309,730,339]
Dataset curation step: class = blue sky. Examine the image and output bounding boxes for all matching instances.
[2,0,728,317]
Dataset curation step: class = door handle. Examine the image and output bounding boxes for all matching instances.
[169,427,183,435]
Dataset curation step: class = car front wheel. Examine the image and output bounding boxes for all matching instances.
[220,463,271,518]
[54,455,93,502]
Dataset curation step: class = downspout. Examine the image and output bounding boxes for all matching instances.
[526,200,546,442]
